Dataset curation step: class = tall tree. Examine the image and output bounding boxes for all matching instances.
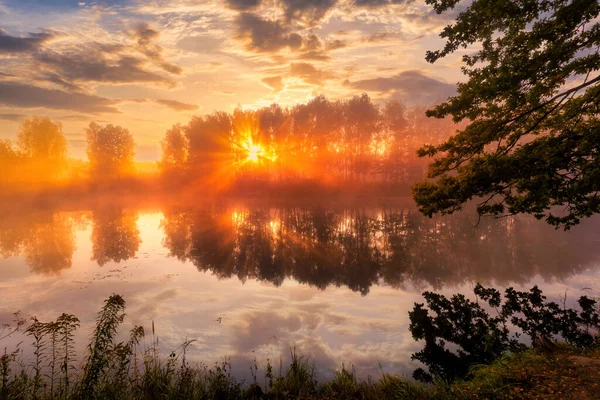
[16,116,68,179]
[159,124,188,177]
[413,0,600,228]
[86,122,135,178]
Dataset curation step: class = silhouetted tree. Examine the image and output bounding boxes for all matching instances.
[414,0,600,228]
[86,122,135,178]
[409,284,600,382]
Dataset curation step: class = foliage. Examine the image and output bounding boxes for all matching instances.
[409,284,600,382]
[413,0,600,228]
[158,95,456,186]
[86,122,135,178]
[0,116,69,181]
[17,116,68,175]
[159,124,188,178]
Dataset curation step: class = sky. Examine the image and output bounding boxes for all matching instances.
[0,0,465,160]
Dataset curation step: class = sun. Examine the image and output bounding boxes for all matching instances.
[242,137,264,163]
[247,143,263,162]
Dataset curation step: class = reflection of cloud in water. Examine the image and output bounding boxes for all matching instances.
[1,202,600,380]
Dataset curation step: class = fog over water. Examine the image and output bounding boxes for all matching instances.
[1,197,600,380]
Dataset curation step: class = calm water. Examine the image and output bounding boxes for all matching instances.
[1,200,600,380]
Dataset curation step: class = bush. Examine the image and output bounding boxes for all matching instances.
[409,284,600,382]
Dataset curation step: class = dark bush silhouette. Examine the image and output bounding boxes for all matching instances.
[409,284,600,382]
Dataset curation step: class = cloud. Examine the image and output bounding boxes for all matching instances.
[125,98,199,111]
[129,23,182,75]
[279,0,338,27]
[325,39,347,51]
[225,0,262,10]
[154,99,198,111]
[27,23,181,89]
[0,113,26,122]
[177,35,223,54]
[0,82,120,113]
[0,29,55,54]
[261,76,284,91]
[298,34,329,61]
[37,51,177,87]
[232,311,302,352]
[235,13,302,52]
[290,62,333,85]
[362,32,393,43]
[352,0,414,7]
[346,70,455,105]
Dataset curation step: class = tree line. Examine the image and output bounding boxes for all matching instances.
[0,94,458,190]
[0,117,136,184]
[160,94,459,187]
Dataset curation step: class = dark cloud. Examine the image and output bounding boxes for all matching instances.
[261,75,284,91]
[0,29,54,54]
[298,34,330,61]
[154,99,198,111]
[279,0,337,27]
[37,51,177,87]
[28,23,181,89]
[225,0,262,10]
[0,82,120,113]
[41,72,84,92]
[56,115,91,122]
[125,98,199,111]
[325,39,347,51]
[290,62,333,85]
[236,13,302,52]
[0,113,26,122]
[352,0,413,7]
[346,70,456,105]
[130,23,182,75]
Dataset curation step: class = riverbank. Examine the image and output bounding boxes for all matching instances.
[2,345,598,399]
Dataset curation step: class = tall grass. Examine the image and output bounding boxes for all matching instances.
[0,294,430,399]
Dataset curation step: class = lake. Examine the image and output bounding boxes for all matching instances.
[1,198,600,381]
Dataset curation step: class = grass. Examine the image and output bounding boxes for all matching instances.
[1,294,599,399]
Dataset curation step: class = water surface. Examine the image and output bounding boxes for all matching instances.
[1,200,599,380]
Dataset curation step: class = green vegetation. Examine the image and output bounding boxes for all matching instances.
[1,288,599,399]
[408,284,600,382]
[413,0,600,229]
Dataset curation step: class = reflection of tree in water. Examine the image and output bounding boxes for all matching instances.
[160,209,192,261]
[0,212,75,275]
[161,206,600,294]
[91,208,140,266]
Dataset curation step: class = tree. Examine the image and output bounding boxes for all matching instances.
[412,0,600,228]
[159,124,188,177]
[86,122,135,178]
[16,116,68,179]
[0,140,20,182]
